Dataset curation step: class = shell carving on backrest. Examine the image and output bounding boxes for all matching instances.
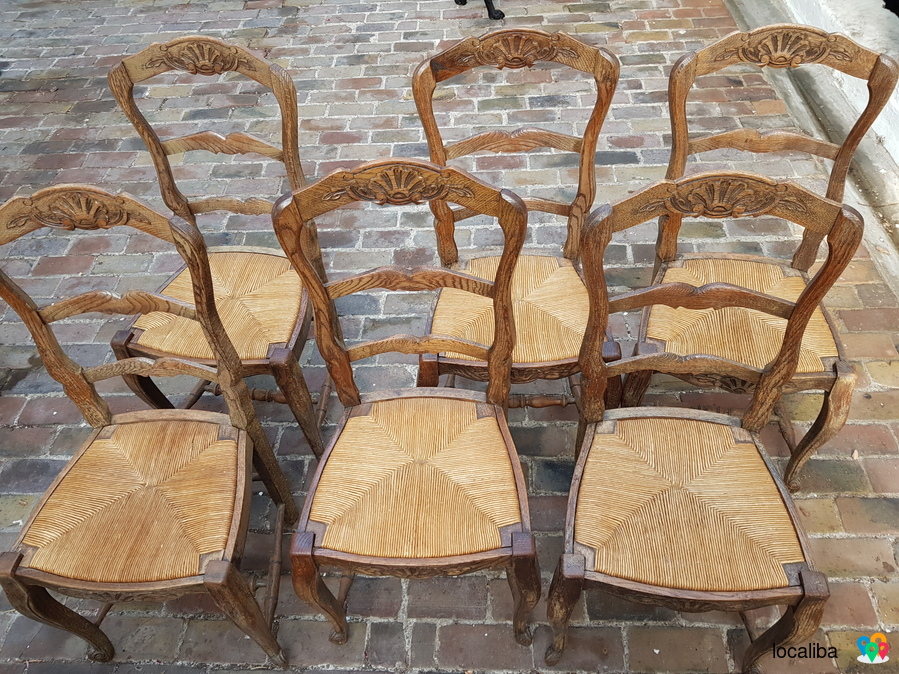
[716,28,852,68]
[144,40,256,75]
[324,165,475,206]
[9,190,146,231]
[456,32,578,69]
[641,177,808,218]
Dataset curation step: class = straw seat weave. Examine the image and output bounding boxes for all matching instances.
[134,251,302,360]
[431,255,588,363]
[575,417,805,592]
[646,258,838,372]
[309,397,522,558]
[21,419,239,583]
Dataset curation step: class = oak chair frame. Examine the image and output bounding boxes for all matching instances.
[413,29,621,411]
[272,159,541,646]
[545,173,862,672]
[0,186,297,666]
[107,35,326,457]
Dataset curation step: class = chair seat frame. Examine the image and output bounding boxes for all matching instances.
[546,408,827,674]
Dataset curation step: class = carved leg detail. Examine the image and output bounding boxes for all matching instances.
[417,354,440,388]
[111,330,176,409]
[270,347,324,459]
[741,568,828,674]
[785,364,856,492]
[290,533,348,644]
[0,552,114,662]
[507,533,541,646]
[204,560,286,668]
[545,553,585,666]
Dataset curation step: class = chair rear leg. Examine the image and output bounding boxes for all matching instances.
[417,354,440,387]
[740,568,828,674]
[545,553,585,666]
[290,533,349,644]
[270,347,324,459]
[785,363,855,492]
[204,560,287,668]
[0,552,114,662]
[507,533,541,646]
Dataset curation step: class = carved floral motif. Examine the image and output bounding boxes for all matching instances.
[324,166,474,205]
[717,30,851,68]
[457,32,578,69]
[10,192,143,231]
[145,40,255,75]
[684,373,756,394]
[641,178,807,218]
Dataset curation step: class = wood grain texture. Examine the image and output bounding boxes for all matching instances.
[412,28,619,260]
[0,185,292,666]
[109,36,324,456]
[272,159,526,408]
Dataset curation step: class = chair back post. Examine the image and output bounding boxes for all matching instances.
[579,172,863,428]
[412,29,619,262]
[272,159,527,408]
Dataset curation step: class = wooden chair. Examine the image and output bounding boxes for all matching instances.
[545,173,863,673]
[413,30,621,410]
[662,24,897,272]
[272,159,541,646]
[108,35,325,457]
[0,185,296,666]
[626,173,870,489]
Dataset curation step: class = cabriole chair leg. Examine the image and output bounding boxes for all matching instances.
[290,533,349,644]
[508,532,541,646]
[0,552,115,663]
[545,553,585,666]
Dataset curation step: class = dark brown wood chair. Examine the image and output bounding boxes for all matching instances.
[413,29,621,410]
[545,172,863,673]
[0,185,296,667]
[108,35,325,457]
[272,159,541,646]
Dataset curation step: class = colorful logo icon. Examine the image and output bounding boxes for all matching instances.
[857,633,890,663]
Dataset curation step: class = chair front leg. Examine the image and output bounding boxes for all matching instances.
[417,353,440,387]
[785,362,856,491]
[507,532,541,646]
[545,553,585,666]
[290,533,348,644]
[741,568,828,674]
[0,552,115,663]
[204,559,287,668]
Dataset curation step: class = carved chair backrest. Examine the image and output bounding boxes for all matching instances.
[578,172,863,430]
[0,185,268,444]
[108,36,307,225]
[412,29,620,261]
[272,159,527,408]
[664,25,895,270]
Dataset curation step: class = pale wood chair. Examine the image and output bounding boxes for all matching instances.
[413,29,621,411]
[108,35,325,457]
[0,185,296,667]
[272,159,541,646]
[545,172,863,673]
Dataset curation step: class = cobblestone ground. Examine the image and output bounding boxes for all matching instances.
[0,0,897,672]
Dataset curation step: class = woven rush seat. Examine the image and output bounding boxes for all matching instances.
[431,255,588,364]
[309,396,523,559]
[575,416,806,593]
[646,258,838,372]
[134,251,302,361]
[20,416,240,584]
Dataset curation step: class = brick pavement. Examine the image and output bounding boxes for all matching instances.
[0,0,897,672]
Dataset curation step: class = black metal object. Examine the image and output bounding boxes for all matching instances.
[455,0,504,20]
